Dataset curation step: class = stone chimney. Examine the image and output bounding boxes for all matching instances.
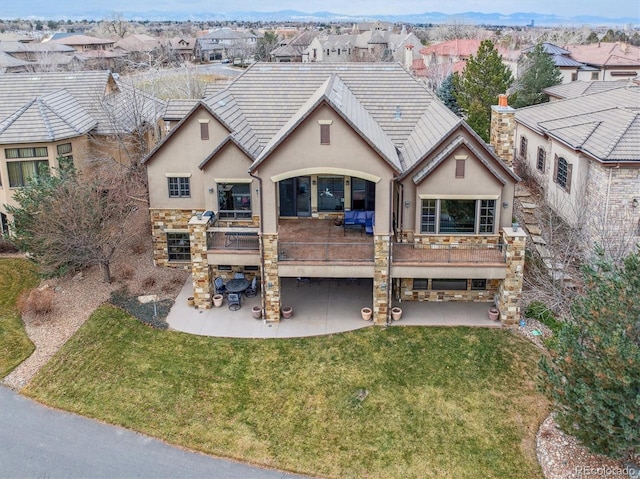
[490,94,516,167]
[405,44,414,70]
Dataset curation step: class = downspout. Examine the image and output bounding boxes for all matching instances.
[249,170,266,320]
[603,166,613,229]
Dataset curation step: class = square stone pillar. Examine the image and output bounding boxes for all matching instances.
[261,233,281,322]
[188,214,213,309]
[490,95,516,168]
[498,227,527,325]
[372,235,391,325]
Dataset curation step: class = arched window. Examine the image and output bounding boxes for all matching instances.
[519,135,528,159]
[554,156,572,192]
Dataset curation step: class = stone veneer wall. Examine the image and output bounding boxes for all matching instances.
[497,227,527,325]
[584,162,640,255]
[490,102,515,168]
[261,234,281,322]
[398,278,500,302]
[150,209,194,269]
[188,216,213,309]
[372,235,391,325]
[214,215,260,228]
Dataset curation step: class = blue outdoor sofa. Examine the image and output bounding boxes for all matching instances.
[343,210,374,235]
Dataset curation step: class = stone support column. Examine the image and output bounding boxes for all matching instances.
[372,235,391,325]
[261,233,281,322]
[188,215,213,309]
[498,227,527,325]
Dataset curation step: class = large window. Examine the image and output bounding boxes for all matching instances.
[218,183,251,219]
[7,160,49,187]
[317,177,344,211]
[554,156,571,192]
[167,232,190,261]
[420,199,496,234]
[168,177,190,198]
[350,178,375,210]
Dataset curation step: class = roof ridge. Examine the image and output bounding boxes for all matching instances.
[36,97,56,140]
[0,97,36,135]
[603,111,639,157]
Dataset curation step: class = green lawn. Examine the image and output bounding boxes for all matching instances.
[0,258,38,378]
[25,305,547,478]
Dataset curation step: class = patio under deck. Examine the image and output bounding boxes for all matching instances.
[167,277,501,338]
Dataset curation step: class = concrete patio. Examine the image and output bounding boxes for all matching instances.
[166,276,501,338]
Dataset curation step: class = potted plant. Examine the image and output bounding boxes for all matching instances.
[212,294,224,307]
[281,306,293,319]
[187,296,195,307]
[361,307,373,321]
[488,307,500,321]
[251,305,262,319]
[391,307,402,321]
[512,216,519,232]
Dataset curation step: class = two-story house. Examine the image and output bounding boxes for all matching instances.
[0,71,165,234]
[502,85,640,259]
[143,63,525,325]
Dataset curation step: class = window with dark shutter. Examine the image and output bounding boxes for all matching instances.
[200,122,209,140]
[455,159,465,178]
[520,136,528,159]
[536,148,545,172]
[320,124,330,145]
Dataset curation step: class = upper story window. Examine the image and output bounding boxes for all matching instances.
[199,120,209,140]
[554,156,572,192]
[7,160,49,188]
[536,147,546,172]
[218,183,251,219]
[455,159,465,178]
[5,146,48,159]
[168,177,190,198]
[420,199,496,234]
[519,136,528,159]
[57,143,74,173]
[591,72,599,80]
[319,120,332,145]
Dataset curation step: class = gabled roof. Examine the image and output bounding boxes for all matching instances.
[164,99,199,121]
[0,51,29,68]
[522,42,570,56]
[48,34,115,46]
[411,135,510,185]
[551,54,584,68]
[252,74,400,171]
[0,89,96,144]
[114,34,161,53]
[516,86,640,162]
[564,42,640,67]
[0,41,75,54]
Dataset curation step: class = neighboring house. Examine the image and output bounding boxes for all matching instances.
[565,42,640,82]
[0,51,30,73]
[194,28,257,62]
[270,30,318,63]
[0,71,166,233]
[522,42,640,83]
[497,86,640,257]
[113,34,163,65]
[0,41,75,62]
[47,34,122,70]
[543,79,635,101]
[415,39,517,89]
[168,37,195,62]
[303,28,422,65]
[143,63,525,325]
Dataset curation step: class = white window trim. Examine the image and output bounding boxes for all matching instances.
[165,173,192,178]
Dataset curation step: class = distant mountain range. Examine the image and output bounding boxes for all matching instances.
[4,9,637,27]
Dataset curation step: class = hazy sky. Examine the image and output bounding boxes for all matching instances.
[5,0,639,19]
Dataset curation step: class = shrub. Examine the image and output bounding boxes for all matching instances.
[130,238,147,255]
[525,301,562,334]
[0,238,19,254]
[117,264,135,280]
[140,275,156,290]
[16,287,54,316]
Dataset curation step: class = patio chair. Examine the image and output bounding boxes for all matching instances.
[228,293,241,311]
[245,277,258,297]
[234,272,246,280]
[214,277,227,296]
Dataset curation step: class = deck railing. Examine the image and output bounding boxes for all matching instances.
[279,242,375,262]
[393,242,507,264]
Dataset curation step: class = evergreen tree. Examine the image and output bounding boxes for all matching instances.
[436,74,462,117]
[512,43,562,108]
[539,247,640,460]
[452,39,513,142]
[254,30,279,62]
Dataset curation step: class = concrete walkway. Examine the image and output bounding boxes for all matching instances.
[167,277,501,338]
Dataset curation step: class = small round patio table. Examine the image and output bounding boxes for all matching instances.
[225,279,250,294]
